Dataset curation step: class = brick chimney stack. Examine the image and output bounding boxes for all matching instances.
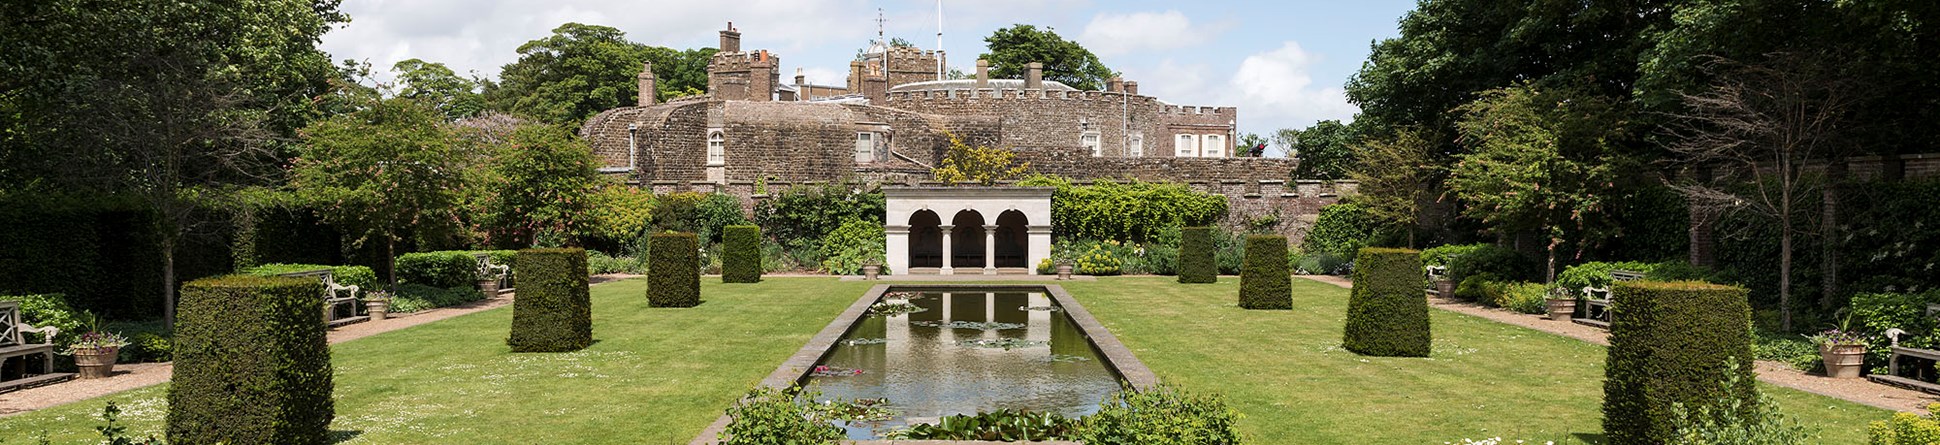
[1108,76,1124,93]
[1025,62,1043,89]
[1124,80,1139,96]
[637,61,656,106]
[864,64,888,104]
[975,59,989,89]
[719,22,741,52]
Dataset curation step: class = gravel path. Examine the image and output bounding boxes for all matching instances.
[0,274,641,417]
[1295,275,1938,414]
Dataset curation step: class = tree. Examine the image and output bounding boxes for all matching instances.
[1665,52,1861,331]
[474,124,603,248]
[1449,83,1632,283]
[1351,129,1439,248]
[292,97,468,288]
[1235,133,1267,157]
[980,25,1116,91]
[0,0,347,326]
[1289,120,1358,180]
[485,23,715,128]
[1270,128,1301,158]
[933,136,1030,185]
[393,59,485,121]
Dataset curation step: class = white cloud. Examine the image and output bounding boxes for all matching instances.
[1078,10,1217,57]
[1224,41,1357,131]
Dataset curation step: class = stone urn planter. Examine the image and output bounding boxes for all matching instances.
[1056,263,1074,280]
[366,298,390,321]
[477,278,500,295]
[1820,344,1867,379]
[1434,280,1456,299]
[72,347,119,379]
[862,264,881,280]
[1545,298,1578,321]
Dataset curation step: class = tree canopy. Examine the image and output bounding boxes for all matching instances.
[484,23,714,128]
[979,25,1116,91]
[1287,120,1357,180]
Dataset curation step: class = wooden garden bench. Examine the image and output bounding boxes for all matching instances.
[0,300,72,392]
[1871,328,1940,394]
[1424,265,1449,296]
[274,269,367,328]
[1573,270,1645,329]
[476,253,510,292]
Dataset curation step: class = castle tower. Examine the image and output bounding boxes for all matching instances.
[706,22,780,102]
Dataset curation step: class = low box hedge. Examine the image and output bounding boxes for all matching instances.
[722,225,761,283]
[1238,235,1291,309]
[396,250,517,288]
[1343,247,1430,357]
[1178,226,1217,283]
[506,248,592,353]
[1603,281,1754,445]
[167,275,333,445]
[649,232,701,307]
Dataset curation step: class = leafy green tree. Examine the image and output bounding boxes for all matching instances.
[1350,129,1439,247]
[980,25,1116,91]
[292,97,468,288]
[933,136,1030,185]
[1235,133,1267,157]
[1288,120,1357,180]
[485,23,715,128]
[1448,83,1632,283]
[393,59,485,121]
[474,124,603,248]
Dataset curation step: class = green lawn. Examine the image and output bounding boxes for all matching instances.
[0,276,1889,444]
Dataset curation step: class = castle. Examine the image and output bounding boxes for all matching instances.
[579,23,1348,242]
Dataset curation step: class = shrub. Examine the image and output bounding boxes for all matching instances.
[1076,384,1243,445]
[1754,330,1822,373]
[388,284,485,313]
[1851,290,1940,372]
[1239,235,1291,310]
[1344,247,1430,357]
[167,275,333,445]
[123,330,173,363]
[818,219,884,275]
[507,248,592,352]
[242,263,377,291]
[1213,229,1246,275]
[1301,203,1374,257]
[1136,242,1179,276]
[4,293,81,346]
[1420,243,1487,269]
[648,233,702,307]
[586,250,645,275]
[395,251,477,288]
[1604,281,1755,445]
[1556,261,1658,292]
[1294,252,1351,275]
[1178,226,1216,283]
[1871,403,1940,445]
[1453,273,1501,302]
[891,409,1078,440]
[722,225,762,283]
[753,183,886,251]
[1019,175,1227,242]
[1495,282,1550,315]
[1667,362,1812,445]
[1076,241,1127,276]
[1447,243,1539,284]
[718,387,845,444]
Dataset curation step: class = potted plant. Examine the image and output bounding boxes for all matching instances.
[365,290,392,321]
[1810,329,1868,379]
[862,260,881,280]
[62,315,129,379]
[1544,287,1577,321]
[1056,262,1074,280]
[477,269,501,295]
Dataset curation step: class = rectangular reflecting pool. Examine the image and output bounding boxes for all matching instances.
[689,284,1157,445]
[809,289,1122,438]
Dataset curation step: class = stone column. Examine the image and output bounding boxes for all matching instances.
[940,224,955,275]
[885,224,910,276]
[984,225,1000,275]
[1027,225,1052,275]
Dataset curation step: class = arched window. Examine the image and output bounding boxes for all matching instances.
[706,130,725,166]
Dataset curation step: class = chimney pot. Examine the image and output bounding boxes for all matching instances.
[975,59,990,89]
[1025,62,1043,90]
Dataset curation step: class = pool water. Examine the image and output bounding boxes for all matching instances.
[804,289,1122,439]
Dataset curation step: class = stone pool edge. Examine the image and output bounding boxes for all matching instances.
[688,283,1157,445]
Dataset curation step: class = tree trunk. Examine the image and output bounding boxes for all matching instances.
[386,236,399,292]
[1821,161,1844,310]
[163,238,177,329]
[1779,202,1793,332]
[1545,236,1559,285]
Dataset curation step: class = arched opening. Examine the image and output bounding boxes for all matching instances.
[950,210,986,269]
[908,210,942,268]
[995,210,1029,268]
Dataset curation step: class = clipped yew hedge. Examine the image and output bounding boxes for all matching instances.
[167,275,333,445]
[1178,226,1217,283]
[1604,281,1755,445]
[1343,247,1430,357]
[649,232,701,307]
[1238,235,1291,309]
[722,225,762,283]
[506,248,592,353]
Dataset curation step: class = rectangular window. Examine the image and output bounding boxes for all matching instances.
[706,129,725,166]
[1175,134,1197,157]
[1201,134,1226,158]
[1129,134,1144,157]
[1081,131,1102,157]
[855,132,875,163]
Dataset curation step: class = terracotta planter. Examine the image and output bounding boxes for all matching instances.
[1545,298,1578,321]
[73,347,119,379]
[366,299,389,321]
[1435,280,1456,299]
[1056,264,1074,280]
[478,279,499,295]
[1821,344,1867,379]
[862,265,880,280]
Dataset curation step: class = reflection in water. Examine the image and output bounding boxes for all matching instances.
[806,291,1121,439]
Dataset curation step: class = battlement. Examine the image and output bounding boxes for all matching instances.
[884,88,1160,106]
[709,50,779,72]
[882,46,943,62]
[1160,104,1235,116]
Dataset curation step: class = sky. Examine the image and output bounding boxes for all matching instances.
[318,0,1420,135]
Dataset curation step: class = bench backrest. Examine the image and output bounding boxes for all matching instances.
[0,301,20,346]
[477,253,509,280]
[1610,270,1645,282]
[273,269,346,299]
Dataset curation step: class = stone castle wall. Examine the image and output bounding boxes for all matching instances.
[884,89,1236,158]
